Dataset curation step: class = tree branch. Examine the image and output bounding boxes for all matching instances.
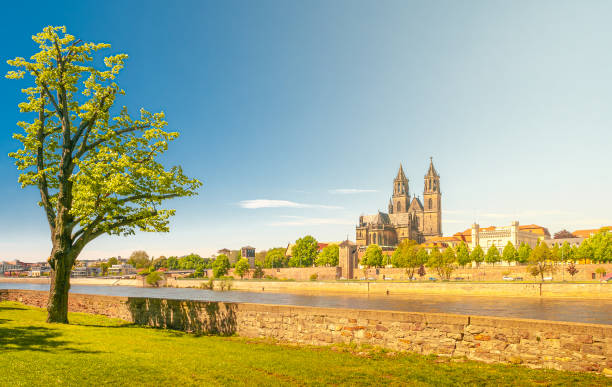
[74,124,150,159]
[73,210,159,250]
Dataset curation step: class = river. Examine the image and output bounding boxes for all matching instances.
[2,282,611,325]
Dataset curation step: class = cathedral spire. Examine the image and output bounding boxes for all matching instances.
[426,157,439,178]
[396,163,407,181]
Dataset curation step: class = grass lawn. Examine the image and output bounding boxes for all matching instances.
[0,302,609,386]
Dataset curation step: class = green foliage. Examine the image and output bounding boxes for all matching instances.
[309,273,318,281]
[580,228,612,263]
[107,257,119,266]
[485,245,500,266]
[145,271,163,287]
[128,250,150,268]
[252,263,264,279]
[315,244,339,267]
[361,244,383,268]
[212,254,230,278]
[470,245,484,266]
[427,247,456,280]
[290,236,318,267]
[517,243,532,264]
[455,243,471,267]
[234,258,250,279]
[391,239,420,277]
[560,242,572,262]
[502,242,517,263]
[264,248,288,268]
[528,243,554,281]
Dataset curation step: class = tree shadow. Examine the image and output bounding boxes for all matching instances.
[125,298,237,335]
[0,325,102,354]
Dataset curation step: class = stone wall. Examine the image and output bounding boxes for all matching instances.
[1,289,611,374]
[228,267,341,281]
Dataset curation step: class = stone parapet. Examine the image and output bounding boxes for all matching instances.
[1,289,610,374]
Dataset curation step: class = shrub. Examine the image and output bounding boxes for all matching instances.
[310,273,318,281]
[145,271,163,287]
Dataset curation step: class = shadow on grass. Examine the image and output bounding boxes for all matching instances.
[125,298,237,335]
[0,325,102,354]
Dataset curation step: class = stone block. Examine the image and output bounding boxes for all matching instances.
[474,334,491,341]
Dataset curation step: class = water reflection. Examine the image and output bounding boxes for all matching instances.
[1,282,610,325]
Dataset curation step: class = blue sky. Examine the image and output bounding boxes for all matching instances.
[2,1,612,261]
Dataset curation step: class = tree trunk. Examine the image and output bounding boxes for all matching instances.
[46,251,73,323]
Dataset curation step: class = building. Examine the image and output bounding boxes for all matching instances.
[572,227,612,239]
[469,221,546,254]
[338,240,358,279]
[0,260,27,276]
[240,246,256,268]
[108,264,136,276]
[356,158,442,249]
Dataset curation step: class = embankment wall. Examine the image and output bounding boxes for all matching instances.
[1,289,611,374]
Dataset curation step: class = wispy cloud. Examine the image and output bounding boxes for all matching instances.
[268,216,354,226]
[239,199,342,210]
[329,188,378,194]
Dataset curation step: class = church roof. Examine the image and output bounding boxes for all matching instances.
[410,196,424,210]
[425,157,439,178]
[395,164,407,181]
[362,211,391,225]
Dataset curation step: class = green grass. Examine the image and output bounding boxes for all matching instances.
[0,302,609,386]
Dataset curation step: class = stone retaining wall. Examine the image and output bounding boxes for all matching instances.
[1,289,611,374]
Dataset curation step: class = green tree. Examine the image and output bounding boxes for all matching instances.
[252,263,264,279]
[151,256,168,270]
[145,271,163,287]
[583,228,612,263]
[502,242,517,264]
[107,257,119,266]
[470,245,484,267]
[290,236,318,267]
[316,244,339,267]
[426,247,444,279]
[517,243,532,264]
[361,244,383,268]
[264,248,287,268]
[527,242,554,282]
[234,258,250,279]
[416,248,429,268]
[212,254,230,278]
[6,27,201,323]
[391,239,420,278]
[560,242,572,263]
[456,243,471,268]
[485,245,500,266]
[128,251,150,268]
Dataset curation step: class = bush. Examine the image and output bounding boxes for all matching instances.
[310,273,318,281]
[200,277,214,290]
[145,271,163,287]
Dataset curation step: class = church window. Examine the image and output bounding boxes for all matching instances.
[373,234,377,244]
[397,202,401,212]
[428,198,432,209]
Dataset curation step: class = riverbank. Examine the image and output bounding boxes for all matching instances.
[170,278,612,299]
[3,276,612,299]
[2,301,607,385]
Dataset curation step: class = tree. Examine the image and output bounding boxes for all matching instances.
[456,243,471,268]
[361,244,383,268]
[234,258,250,279]
[426,247,443,279]
[264,248,287,268]
[582,228,612,263]
[252,263,264,279]
[107,257,119,266]
[485,245,500,266]
[391,239,420,278]
[440,247,457,280]
[145,271,163,287]
[254,250,267,266]
[290,236,318,267]
[560,242,572,263]
[554,229,575,239]
[128,251,150,268]
[527,242,554,282]
[316,244,339,267]
[517,243,532,264]
[212,254,230,278]
[417,264,426,278]
[151,256,168,270]
[566,262,579,280]
[470,245,484,267]
[502,242,517,264]
[595,267,607,278]
[7,27,201,323]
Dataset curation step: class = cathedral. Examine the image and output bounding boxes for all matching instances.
[356,158,442,248]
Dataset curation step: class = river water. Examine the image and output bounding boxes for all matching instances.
[1,282,611,325]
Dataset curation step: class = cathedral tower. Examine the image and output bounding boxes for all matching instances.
[389,164,409,214]
[423,157,442,238]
